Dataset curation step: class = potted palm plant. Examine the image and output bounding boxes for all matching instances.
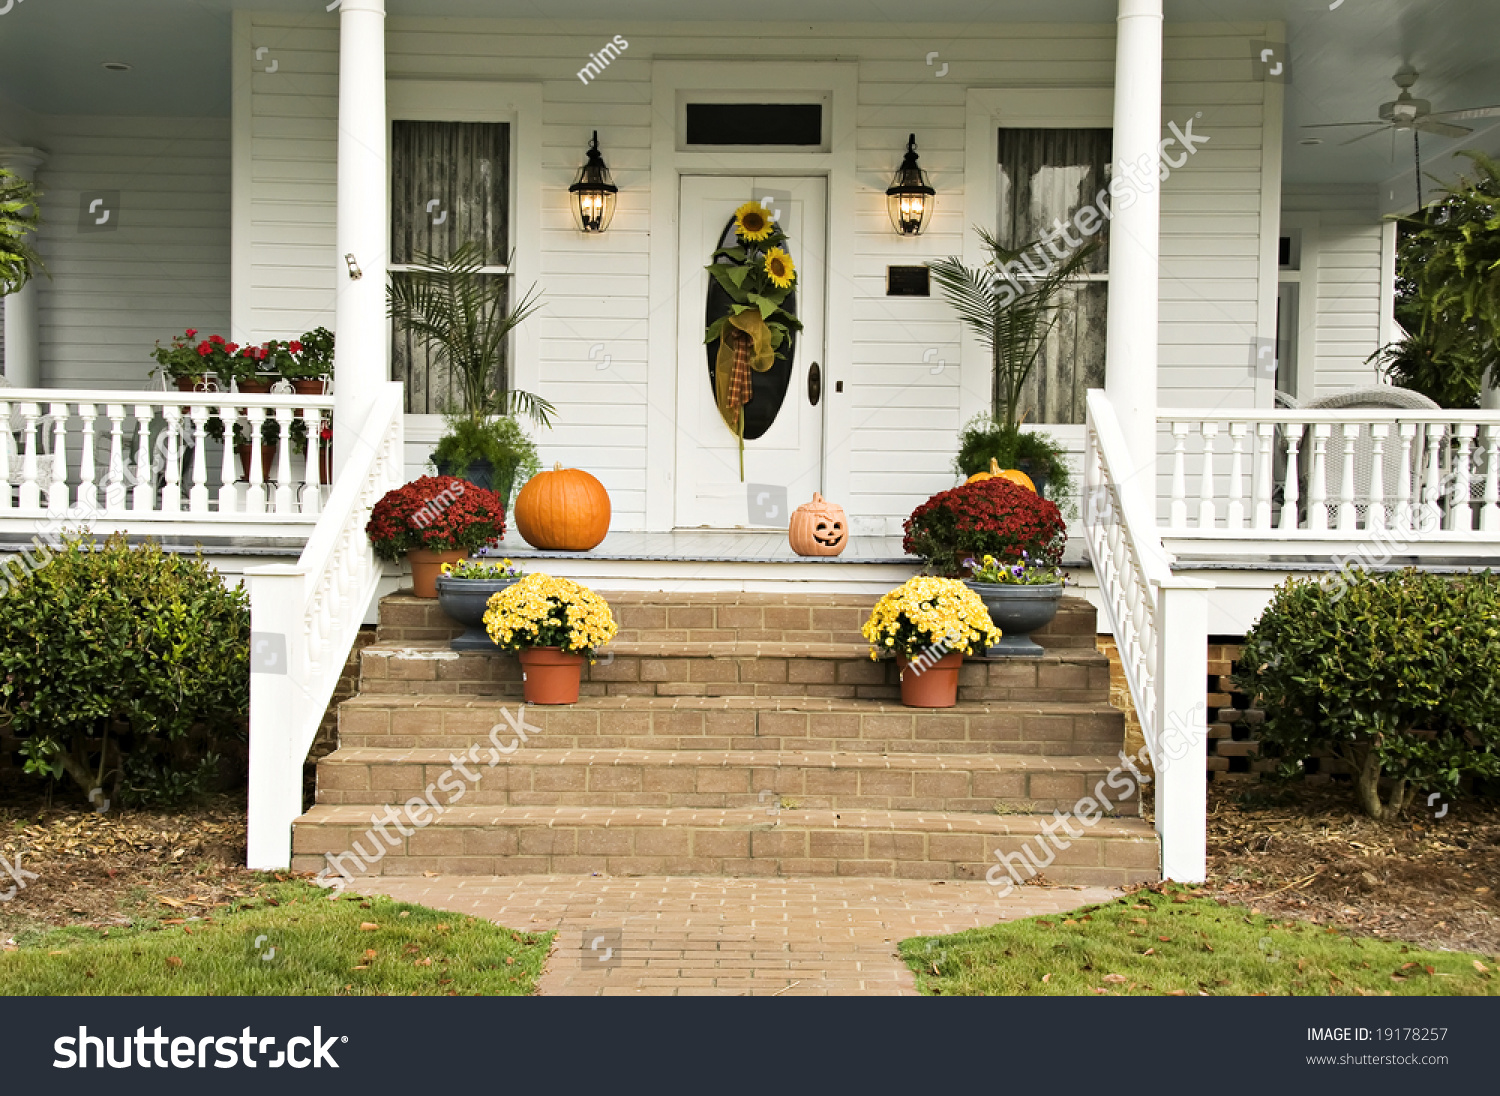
[929,229,1096,504]
[387,242,554,501]
[861,577,999,708]
[481,573,618,705]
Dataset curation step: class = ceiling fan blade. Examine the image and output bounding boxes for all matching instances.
[1340,127,1391,147]
[1430,105,1500,121]
[1415,118,1473,138]
[1301,121,1387,130]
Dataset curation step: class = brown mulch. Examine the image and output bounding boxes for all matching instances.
[1203,780,1500,955]
[0,791,260,943]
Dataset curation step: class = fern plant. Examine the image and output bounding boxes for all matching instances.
[929,227,1099,428]
[0,165,43,297]
[386,240,555,427]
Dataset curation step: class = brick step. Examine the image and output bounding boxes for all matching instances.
[376,590,1099,649]
[290,803,1157,886]
[313,746,1142,816]
[337,693,1124,756]
[357,641,1112,704]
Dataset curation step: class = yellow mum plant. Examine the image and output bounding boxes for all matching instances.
[482,572,617,659]
[861,576,1000,660]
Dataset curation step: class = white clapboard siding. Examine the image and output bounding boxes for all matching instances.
[28,115,230,390]
[244,15,1278,531]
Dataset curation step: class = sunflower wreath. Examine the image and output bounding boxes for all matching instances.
[703,200,804,477]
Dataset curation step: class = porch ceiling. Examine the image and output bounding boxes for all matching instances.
[1,0,1498,194]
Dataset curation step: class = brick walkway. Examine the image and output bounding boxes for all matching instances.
[357,875,1118,995]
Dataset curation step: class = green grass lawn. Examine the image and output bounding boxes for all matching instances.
[0,880,552,996]
[900,886,1498,996]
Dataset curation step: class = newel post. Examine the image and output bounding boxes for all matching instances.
[245,564,308,870]
[1153,578,1208,882]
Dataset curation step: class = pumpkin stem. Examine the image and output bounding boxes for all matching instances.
[989,458,1001,475]
[554,463,563,471]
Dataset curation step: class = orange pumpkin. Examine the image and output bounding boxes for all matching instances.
[965,458,1035,493]
[513,464,611,550]
[788,492,848,556]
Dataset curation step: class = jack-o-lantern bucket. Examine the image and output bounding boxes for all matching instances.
[788,492,849,556]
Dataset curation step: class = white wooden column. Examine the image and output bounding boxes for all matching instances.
[1,148,47,388]
[1102,0,1164,508]
[331,0,389,479]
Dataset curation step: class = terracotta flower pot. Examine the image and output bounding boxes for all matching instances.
[237,376,274,394]
[175,375,210,393]
[291,378,327,396]
[896,649,963,708]
[407,548,469,598]
[518,646,585,705]
[236,442,279,483]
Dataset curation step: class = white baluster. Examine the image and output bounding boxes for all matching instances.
[1451,422,1477,532]
[1226,423,1247,529]
[1336,423,1359,533]
[105,405,127,513]
[246,407,267,514]
[1197,422,1219,529]
[1253,423,1273,530]
[301,407,322,516]
[188,404,211,513]
[1307,423,1331,532]
[1483,424,1500,533]
[47,402,69,513]
[1394,423,1417,531]
[1279,422,1304,531]
[274,407,296,513]
[1169,423,1189,529]
[18,402,41,510]
[0,400,11,511]
[161,406,182,512]
[77,404,98,512]
[217,404,239,513]
[1422,423,1446,532]
[1367,424,1388,533]
[131,404,154,512]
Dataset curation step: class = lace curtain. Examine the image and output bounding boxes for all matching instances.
[996,128,1112,425]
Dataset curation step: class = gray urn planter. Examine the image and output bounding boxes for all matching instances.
[435,574,522,651]
[963,581,1064,658]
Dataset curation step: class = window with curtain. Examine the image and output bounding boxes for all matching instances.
[390,120,512,414]
[996,128,1112,425]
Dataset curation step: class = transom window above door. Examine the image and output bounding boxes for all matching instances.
[996,127,1112,426]
[390,119,512,414]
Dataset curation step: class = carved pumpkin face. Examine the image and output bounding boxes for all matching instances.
[789,492,849,556]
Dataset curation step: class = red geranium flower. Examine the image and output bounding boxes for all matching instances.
[196,341,213,356]
[288,341,303,353]
[185,328,198,337]
[209,334,225,345]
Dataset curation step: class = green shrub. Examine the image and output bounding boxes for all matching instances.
[1235,569,1500,820]
[952,415,1073,507]
[0,532,250,807]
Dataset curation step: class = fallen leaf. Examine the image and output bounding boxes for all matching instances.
[359,922,379,932]
[1143,948,1156,956]
[399,911,410,918]
[165,957,183,968]
[1103,973,1128,983]
[1130,918,1148,925]
[1166,989,1188,996]
[351,964,369,971]
[1041,973,1052,984]
[363,949,377,960]
[504,957,515,966]
[158,897,186,908]
[414,957,433,967]
[1473,960,1489,973]
[1158,937,1172,942]
[423,871,439,878]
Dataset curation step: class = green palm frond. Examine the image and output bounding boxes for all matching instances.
[386,241,553,427]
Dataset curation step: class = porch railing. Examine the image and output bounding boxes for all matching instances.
[1085,389,1209,882]
[0,388,334,524]
[1159,409,1500,544]
[245,383,404,870]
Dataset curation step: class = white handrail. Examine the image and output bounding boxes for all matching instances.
[244,382,404,870]
[1086,389,1209,882]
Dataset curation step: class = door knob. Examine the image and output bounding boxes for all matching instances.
[808,362,821,406]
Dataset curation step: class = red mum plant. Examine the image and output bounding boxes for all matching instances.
[365,475,507,562]
[903,478,1066,577]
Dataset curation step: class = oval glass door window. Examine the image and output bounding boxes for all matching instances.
[704,217,796,441]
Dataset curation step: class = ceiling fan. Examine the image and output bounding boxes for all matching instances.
[1301,70,1500,205]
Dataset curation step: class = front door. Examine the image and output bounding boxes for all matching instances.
[675,176,826,529]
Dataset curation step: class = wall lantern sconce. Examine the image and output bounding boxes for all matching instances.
[885,134,935,236]
[569,130,618,233]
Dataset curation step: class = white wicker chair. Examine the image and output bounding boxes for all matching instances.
[1299,385,1442,527]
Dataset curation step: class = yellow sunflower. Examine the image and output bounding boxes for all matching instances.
[764,247,795,289]
[733,201,774,242]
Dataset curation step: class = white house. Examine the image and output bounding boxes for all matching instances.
[1,0,1498,883]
